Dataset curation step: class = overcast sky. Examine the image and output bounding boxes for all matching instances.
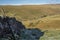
[0,0,60,5]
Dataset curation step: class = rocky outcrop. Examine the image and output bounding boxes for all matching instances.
[0,16,44,40]
[20,28,44,40]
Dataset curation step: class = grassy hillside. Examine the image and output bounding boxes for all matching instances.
[0,4,60,40]
[0,4,60,30]
[22,15,60,30]
[0,4,60,20]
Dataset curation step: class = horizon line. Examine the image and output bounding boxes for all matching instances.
[0,3,60,6]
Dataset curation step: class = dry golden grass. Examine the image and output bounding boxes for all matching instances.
[0,4,60,20]
[22,15,60,30]
[0,4,60,30]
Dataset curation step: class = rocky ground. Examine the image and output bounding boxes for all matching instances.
[0,16,44,40]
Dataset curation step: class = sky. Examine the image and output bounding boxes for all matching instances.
[0,0,60,5]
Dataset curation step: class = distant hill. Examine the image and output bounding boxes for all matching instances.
[0,4,60,20]
[0,4,60,30]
